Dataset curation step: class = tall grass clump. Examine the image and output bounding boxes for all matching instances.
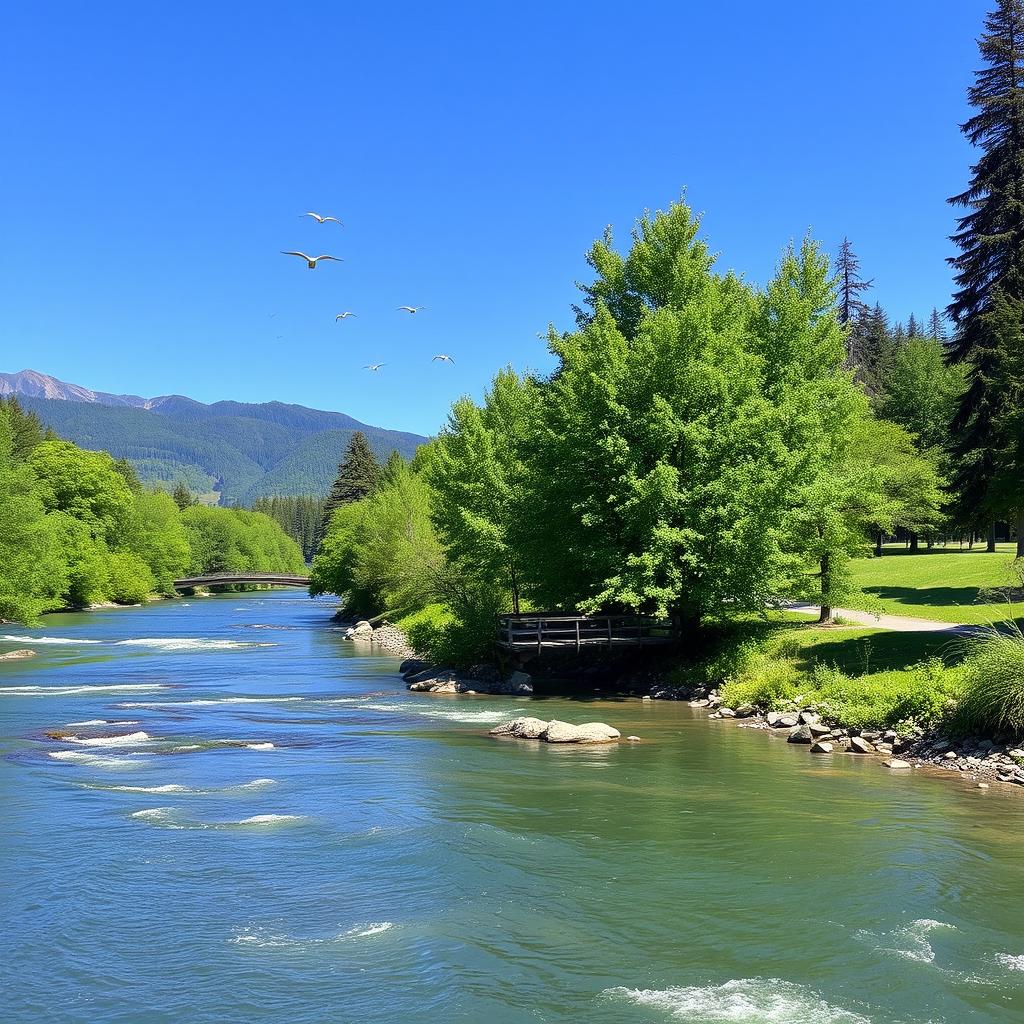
[956,623,1024,738]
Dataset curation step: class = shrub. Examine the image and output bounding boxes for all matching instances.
[719,653,803,710]
[955,624,1024,738]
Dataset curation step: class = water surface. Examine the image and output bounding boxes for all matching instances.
[2,592,1023,1023]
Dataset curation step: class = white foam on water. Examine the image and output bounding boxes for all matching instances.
[49,751,149,769]
[231,921,394,948]
[130,808,185,828]
[233,814,304,825]
[89,778,275,795]
[1,634,101,645]
[996,953,1024,971]
[605,980,871,1023]
[359,702,526,724]
[855,918,956,964]
[1,684,167,697]
[114,638,275,651]
[65,719,140,727]
[66,731,152,747]
[120,696,301,707]
[246,743,275,750]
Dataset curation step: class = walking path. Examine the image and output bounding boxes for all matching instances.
[785,603,979,634]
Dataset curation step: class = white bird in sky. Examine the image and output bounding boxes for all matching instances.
[363,363,386,372]
[303,212,343,225]
[397,305,426,314]
[335,312,357,321]
[432,354,455,364]
[281,251,343,269]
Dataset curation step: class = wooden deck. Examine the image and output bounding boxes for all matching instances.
[496,613,676,653]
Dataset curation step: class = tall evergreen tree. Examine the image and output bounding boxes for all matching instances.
[320,432,381,535]
[172,482,195,510]
[948,0,1024,533]
[907,312,921,338]
[928,307,948,341]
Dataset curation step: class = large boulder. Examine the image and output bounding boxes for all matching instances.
[0,649,35,661]
[849,736,876,754]
[573,722,621,743]
[505,671,534,695]
[540,720,582,743]
[810,740,834,753]
[787,725,814,744]
[489,717,549,739]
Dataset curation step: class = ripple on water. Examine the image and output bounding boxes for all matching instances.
[113,638,275,651]
[1,634,101,645]
[130,808,304,829]
[48,751,150,769]
[854,918,957,964]
[996,953,1024,972]
[1,684,168,697]
[605,979,872,1023]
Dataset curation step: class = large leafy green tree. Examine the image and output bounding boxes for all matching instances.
[427,368,535,613]
[515,202,862,630]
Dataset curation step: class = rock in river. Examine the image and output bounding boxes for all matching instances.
[787,725,814,744]
[810,740,834,753]
[0,649,36,661]
[849,736,876,754]
[490,717,620,745]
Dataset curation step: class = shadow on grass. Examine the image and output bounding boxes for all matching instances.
[862,585,983,608]
[792,629,969,674]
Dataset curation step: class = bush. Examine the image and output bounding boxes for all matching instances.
[955,624,1024,738]
[810,658,961,731]
[400,593,503,669]
[720,652,802,709]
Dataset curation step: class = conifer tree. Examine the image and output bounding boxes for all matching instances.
[948,0,1024,530]
[907,312,921,338]
[172,482,195,510]
[320,432,381,535]
[928,307,948,341]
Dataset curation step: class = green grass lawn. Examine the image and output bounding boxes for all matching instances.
[848,547,1024,624]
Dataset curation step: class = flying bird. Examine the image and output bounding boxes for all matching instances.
[335,312,357,321]
[303,212,343,225]
[363,363,386,371]
[432,354,455,364]
[397,305,426,314]
[281,251,343,269]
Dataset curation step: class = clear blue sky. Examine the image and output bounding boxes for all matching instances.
[0,1,988,436]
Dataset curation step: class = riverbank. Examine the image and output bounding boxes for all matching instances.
[345,607,1024,793]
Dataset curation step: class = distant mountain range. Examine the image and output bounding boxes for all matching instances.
[2,370,426,505]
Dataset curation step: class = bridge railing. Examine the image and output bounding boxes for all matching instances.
[496,613,676,653]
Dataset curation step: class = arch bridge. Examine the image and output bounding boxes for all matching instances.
[172,572,310,590]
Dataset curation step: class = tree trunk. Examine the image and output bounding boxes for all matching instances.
[818,551,832,624]
[875,531,884,557]
[987,522,997,553]
[1017,514,1024,559]
[909,532,919,553]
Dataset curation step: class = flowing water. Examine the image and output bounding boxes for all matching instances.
[2,592,1023,1024]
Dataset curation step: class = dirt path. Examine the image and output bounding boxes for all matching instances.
[785,603,979,634]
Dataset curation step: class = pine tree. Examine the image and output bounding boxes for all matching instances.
[172,482,195,509]
[320,432,381,535]
[928,307,948,341]
[948,0,1024,530]
[907,313,921,338]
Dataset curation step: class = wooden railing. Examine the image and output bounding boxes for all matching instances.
[172,572,310,590]
[496,613,676,653]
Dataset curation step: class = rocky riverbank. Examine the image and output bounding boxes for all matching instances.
[335,618,416,658]
[399,659,534,696]
[656,681,1024,790]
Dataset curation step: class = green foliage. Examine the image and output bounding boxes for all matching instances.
[252,494,325,562]
[311,457,443,615]
[0,397,304,621]
[955,623,1024,737]
[320,431,382,533]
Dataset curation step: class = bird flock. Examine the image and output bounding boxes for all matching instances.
[279,213,454,372]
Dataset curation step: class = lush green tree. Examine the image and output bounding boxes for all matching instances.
[877,335,966,450]
[125,490,192,593]
[29,439,134,546]
[180,505,305,577]
[252,494,326,561]
[320,431,381,536]
[311,458,444,615]
[427,368,535,613]
[515,202,861,632]
[948,0,1024,528]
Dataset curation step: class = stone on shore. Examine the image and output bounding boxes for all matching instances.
[787,724,814,744]
[883,759,912,769]
[810,740,834,753]
[808,722,831,737]
[0,649,35,661]
[849,736,876,754]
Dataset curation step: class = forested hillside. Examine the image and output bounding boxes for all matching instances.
[16,392,424,505]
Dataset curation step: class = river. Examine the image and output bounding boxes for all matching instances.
[1,591,1023,1023]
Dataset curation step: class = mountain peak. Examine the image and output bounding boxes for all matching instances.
[0,369,155,408]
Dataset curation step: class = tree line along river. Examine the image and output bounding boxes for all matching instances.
[1,591,1022,1024]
